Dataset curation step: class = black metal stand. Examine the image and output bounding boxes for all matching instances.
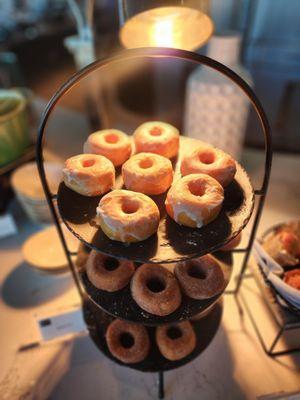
[36,47,272,398]
[158,371,164,399]
[237,262,300,357]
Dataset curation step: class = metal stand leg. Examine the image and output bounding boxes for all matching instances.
[234,292,244,317]
[158,371,164,399]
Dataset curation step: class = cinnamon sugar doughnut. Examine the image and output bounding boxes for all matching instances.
[96,190,159,243]
[181,144,236,187]
[131,264,181,316]
[106,319,150,364]
[165,174,224,228]
[133,121,179,159]
[122,152,173,195]
[62,154,115,196]
[86,251,135,292]
[156,321,196,361]
[174,255,225,299]
[84,129,132,167]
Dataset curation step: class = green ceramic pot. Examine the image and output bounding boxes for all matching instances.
[0,89,30,167]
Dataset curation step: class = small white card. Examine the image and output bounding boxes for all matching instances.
[0,213,17,239]
[38,308,87,341]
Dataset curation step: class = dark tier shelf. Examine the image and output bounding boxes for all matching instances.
[57,137,254,264]
[83,298,223,372]
[80,251,232,325]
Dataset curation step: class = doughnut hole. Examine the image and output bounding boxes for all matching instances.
[139,158,153,169]
[198,150,215,164]
[121,198,139,214]
[167,326,183,340]
[188,180,206,197]
[146,277,166,293]
[119,332,135,348]
[105,133,119,144]
[81,158,96,168]
[188,264,206,279]
[103,257,119,271]
[149,127,163,136]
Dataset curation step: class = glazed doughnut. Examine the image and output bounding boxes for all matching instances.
[131,264,181,316]
[165,174,224,228]
[221,232,242,251]
[174,255,225,300]
[122,153,173,195]
[84,129,132,167]
[62,154,115,196]
[181,144,236,187]
[96,190,160,243]
[156,321,196,361]
[86,251,135,292]
[106,319,150,364]
[284,269,300,290]
[133,121,179,159]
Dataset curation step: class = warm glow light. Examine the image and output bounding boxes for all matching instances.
[120,6,214,50]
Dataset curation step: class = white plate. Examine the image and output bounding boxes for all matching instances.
[22,224,79,272]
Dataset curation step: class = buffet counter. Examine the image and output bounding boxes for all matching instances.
[0,113,300,398]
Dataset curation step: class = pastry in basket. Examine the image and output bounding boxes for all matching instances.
[156,321,196,361]
[133,121,179,159]
[84,129,132,167]
[62,154,115,196]
[122,152,173,195]
[86,251,135,292]
[263,225,300,267]
[174,255,225,300]
[95,190,159,243]
[165,174,224,228]
[283,269,300,291]
[131,264,182,316]
[106,319,150,363]
[180,144,236,187]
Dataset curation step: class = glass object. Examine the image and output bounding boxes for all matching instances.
[65,0,96,70]
[184,32,253,159]
[0,89,29,166]
[119,0,213,50]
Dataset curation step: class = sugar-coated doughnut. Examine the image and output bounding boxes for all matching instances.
[181,144,236,187]
[174,255,225,300]
[156,321,196,361]
[165,174,224,228]
[62,154,115,196]
[221,232,242,251]
[131,264,182,316]
[84,129,132,167]
[134,121,179,159]
[122,152,173,195]
[106,319,150,364]
[86,251,135,292]
[95,190,160,243]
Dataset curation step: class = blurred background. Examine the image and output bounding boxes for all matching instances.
[1,0,299,152]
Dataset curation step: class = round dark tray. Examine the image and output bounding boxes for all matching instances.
[83,298,223,372]
[57,137,254,264]
[80,251,232,325]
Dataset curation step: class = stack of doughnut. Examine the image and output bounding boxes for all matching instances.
[85,254,222,364]
[85,250,225,313]
[105,317,197,364]
[62,121,237,242]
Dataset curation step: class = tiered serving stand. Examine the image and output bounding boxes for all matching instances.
[36,48,272,398]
